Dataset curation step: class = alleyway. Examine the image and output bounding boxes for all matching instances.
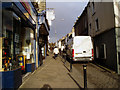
[19,53,81,89]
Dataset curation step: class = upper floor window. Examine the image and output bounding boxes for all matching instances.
[95,18,99,31]
[89,23,91,34]
[69,34,72,39]
[89,23,91,30]
[85,19,87,28]
[92,2,95,15]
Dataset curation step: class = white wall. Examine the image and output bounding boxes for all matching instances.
[59,41,61,49]
[113,0,120,27]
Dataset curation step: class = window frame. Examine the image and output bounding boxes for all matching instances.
[98,44,107,59]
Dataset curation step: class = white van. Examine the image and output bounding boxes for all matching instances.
[66,36,94,61]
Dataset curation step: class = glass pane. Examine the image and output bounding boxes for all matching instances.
[2,9,13,71]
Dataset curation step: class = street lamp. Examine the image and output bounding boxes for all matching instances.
[54,18,64,46]
[46,8,64,44]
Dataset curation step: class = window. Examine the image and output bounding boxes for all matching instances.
[119,1,120,9]
[2,8,22,71]
[89,23,91,30]
[95,18,99,31]
[92,2,95,14]
[119,52,120,65]
[99,44,106,59]
[85,19,87,28]
[69,34,72,39]
[96,44,106,59]
[96,46,99,58]
[2,9,14,71]
[89,24,91,29]
[89,23,91,35]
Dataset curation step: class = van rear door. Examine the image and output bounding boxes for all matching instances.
[73,36,93,61]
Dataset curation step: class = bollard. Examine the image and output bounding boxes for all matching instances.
[70,58,72,72]
[83,64,87,88]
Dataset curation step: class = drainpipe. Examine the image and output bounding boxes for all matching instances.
[37,24,40,66]
[0,1,2,72]
[34,30,36,69]
[35,16,39,69]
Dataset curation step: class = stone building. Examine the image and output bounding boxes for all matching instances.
[87,1,120,74]
[74,7,88,36]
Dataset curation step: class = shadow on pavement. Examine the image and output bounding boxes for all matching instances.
[61,59,65,63]
[67,73,83,89]
[63,64,70,72]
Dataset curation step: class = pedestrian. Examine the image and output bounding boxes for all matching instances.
[59,48,61,55]
[61,45,65,57]
[63,45,67,59]
[53,46,59,59]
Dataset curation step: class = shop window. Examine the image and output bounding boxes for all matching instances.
[2,9,14,71]
[2,8,21,71]
[13,17,21,69]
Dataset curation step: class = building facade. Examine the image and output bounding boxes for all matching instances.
[74,7,88,36]
[35,0,50,65]
[0,1,38,88]
[87,1,120,74]
[0,0,50,89]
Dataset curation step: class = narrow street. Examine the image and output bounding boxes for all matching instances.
[19,53,120,89]
[72,63,119,88]
[1,1,120,89]
[19,53,80,89]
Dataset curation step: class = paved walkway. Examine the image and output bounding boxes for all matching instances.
[19,53,81,89]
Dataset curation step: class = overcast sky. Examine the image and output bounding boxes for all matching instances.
[46,1,89,43]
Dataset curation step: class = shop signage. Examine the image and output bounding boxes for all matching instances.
[20,0,36,23]
[20,0,32,16]
[14,33,19,43]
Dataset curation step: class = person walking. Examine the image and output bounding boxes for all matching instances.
[53,46,59,59]
[61,45,65,57]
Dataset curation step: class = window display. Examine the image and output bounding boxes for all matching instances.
[2,9,21,71]
[2,9,14,71]
[2,33,13,71]
[2,3,35,71]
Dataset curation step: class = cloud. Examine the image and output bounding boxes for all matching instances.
[47,2,88,43]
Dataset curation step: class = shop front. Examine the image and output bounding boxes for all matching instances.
[0,2,37,88]
[38,15,50,66]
